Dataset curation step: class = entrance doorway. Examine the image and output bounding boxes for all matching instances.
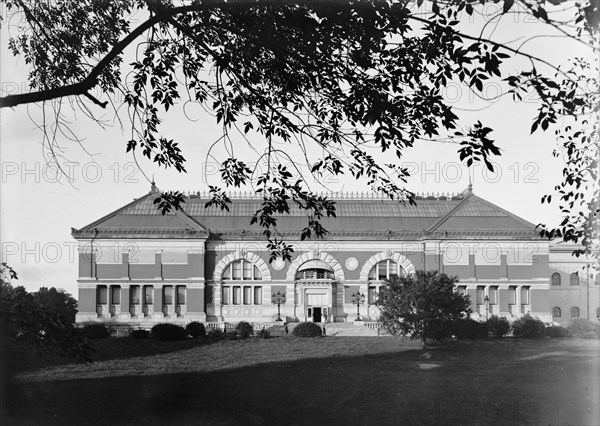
[313,307,322,323]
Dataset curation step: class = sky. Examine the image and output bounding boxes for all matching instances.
[0,2,594,296]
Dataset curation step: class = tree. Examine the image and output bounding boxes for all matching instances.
[0,263,93,362]
[0,1,598,260]
[33,287,78,323]
[377,270,471,342]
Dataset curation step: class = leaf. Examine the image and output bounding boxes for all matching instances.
[503,0,514,14]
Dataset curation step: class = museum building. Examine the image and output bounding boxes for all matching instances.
[73,185,599,327]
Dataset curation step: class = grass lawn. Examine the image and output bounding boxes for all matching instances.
[3,337,599,426]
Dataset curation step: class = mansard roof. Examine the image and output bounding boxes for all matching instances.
[72,188,540,240]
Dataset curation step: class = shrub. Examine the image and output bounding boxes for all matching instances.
[150,323,188,341]
[567,319,600,339]
[512,314,545,338]
[186,321,206,338]
[486,315,510,338]
[82,324,110,339]
[236,321,254,339]
[544,325,567,338]
[130,329,149,339]
[292,322,323,337]
[207,328,224,338]
[452,318,488,340]
[257,328,271,339]
[224,330,239,340]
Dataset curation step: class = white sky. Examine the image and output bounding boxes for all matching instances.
[0,2,594,295]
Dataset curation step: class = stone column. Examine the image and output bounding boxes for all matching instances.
[516,285,522,316]
[119,284,131,319]
[152,284,164,319]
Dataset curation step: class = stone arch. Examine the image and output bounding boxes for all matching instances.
[213,251,272,282]
[286,251,345,281]
[360,251,416,281]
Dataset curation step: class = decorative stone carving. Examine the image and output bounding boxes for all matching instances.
[272,258,285,271]
[345,257,359,271]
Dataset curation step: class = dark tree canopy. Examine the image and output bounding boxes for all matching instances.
[377,270,471,342]
[1,0,598,260]
[0,264,93,362]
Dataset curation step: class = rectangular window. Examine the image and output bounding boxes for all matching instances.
[508,286,516,305]
[177,285,186,304]
[243,286,251,305]
[233,286,241,305]
[456,285,467,296]
[111,286,121,304]
[164,285,173,305]
[254,286,262,305]
[378,262,387,280]
[489,286,498,305]
[476,286,484,305]
[368,286,377,304]
[521,286,530,305]
[232,262,242,280]
[243,262,252,280]
[206,285,213,304]
[222,286,230,305]
[97,286,107,304]
[145,286,153,305]
[131,286,140,304]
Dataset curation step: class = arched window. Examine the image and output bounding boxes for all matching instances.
[551,272,561,286]
[222,259,262,281]
[368,260,404,280]
[570,272,579,286]
[552,307,561,318]
[295,260,334,280]
[570,307,580,318]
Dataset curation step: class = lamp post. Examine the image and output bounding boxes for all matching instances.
[484,295,490,320]
[271,291,286,322]
[351,292,365,321]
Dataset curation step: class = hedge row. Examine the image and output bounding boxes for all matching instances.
[453,314,599,340]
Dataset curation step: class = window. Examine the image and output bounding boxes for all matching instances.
[508,286,516,305]
[456,286,467,296]
[222,286,230,305]
[489,286,498,305]
[570,272,579,286]
[145,286,153,305]
[551,272,561,286]
[164,286,173,305]
[243,286,251,305]
[368,286,377,304]
[222,260,262,281]
[570,307,580,318]
[476,286,484,305]
[552,307,561,317]
[111,286,121,304]
[296,268,334,280]
[233,286,241,305]
[177,286,186,304]
[206,285,214,304]
[368,260,402,280]
[254,286,262,305]
[521,286,530,305]
[232,262,242,280]
[131,286,140,304]
[97,285,107,304]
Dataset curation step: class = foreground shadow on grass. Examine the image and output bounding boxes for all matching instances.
[4,340,599,426]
